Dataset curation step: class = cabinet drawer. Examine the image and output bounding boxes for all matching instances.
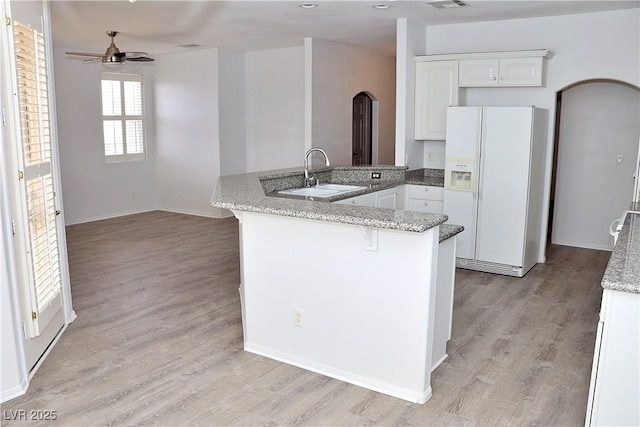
[407,185,444,201]
[407,199,443,214]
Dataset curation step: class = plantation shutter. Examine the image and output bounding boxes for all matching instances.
[100,72,145,162]
[13,20,62,337]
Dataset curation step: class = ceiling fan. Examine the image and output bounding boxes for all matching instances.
[65,31,154,64]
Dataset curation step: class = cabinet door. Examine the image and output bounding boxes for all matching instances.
[498,57,543,86]
[375,189,397,209]
[458,59,499,87]
[415,61,459,140]
[335,192,376,207]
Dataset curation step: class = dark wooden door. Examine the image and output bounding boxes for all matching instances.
[352,92,372,166]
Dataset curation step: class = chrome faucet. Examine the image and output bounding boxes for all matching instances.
[304,147,330,187]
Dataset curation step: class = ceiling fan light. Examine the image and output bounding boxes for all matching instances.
[102,60,124,69]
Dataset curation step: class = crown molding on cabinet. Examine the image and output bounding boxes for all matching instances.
[415,49,552,62]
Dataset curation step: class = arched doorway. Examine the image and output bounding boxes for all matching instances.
[352,92,373,166]
[549,79,640,250]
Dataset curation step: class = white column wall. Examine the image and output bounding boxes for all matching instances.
[395,18,426,169]
[244,46,305,172]
[53,51,157,224]
[154,49,222,217]
[218,49,247,176]
[310,39,396,166]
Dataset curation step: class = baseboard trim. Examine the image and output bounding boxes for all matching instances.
[158,207,233,219]
[64,208,156,225]
[0,377,28,404]
[65,208,235,226]
[553,241,613,252]
[244,342,432,404]
[431,353,448,372]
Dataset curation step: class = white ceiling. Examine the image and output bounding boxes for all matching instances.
[50,0,639,58]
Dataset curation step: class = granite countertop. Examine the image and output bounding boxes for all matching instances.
[405,168,445,187]
[601,211,640,294]
[211,166,457,234]
[439,224,464,243]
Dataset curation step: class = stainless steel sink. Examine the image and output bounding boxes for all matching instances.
[277,183,366,198]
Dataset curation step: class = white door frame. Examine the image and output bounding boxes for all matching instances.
[0,0,75,403]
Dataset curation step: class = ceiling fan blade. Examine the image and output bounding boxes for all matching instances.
[125,56,155,62]
[65,51,104,57]
[121,51,149,58]
[82,57,103,63]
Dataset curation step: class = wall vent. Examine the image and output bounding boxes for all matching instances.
[427,0,469,9]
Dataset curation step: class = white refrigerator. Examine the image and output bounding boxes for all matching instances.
[443,106,547,277]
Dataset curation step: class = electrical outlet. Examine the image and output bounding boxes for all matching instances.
[371,172,381,179]
[294,308,304,327]
[617,154,623,164]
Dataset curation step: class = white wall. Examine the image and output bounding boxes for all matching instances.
[245,46,305,172]
[395,18,426,169]
[423,8,640,257]
[154,49,222,217]
[218,49,247,176]
[309,39,396,166]
[553,82,639,250]
[53,51,157,224]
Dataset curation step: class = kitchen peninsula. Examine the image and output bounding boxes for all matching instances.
[211,166,462,403]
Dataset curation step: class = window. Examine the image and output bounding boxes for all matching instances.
[100,72,145,162]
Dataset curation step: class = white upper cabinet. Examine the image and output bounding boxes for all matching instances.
[459,56,544,87]
[414,50,549,142]
[458,59,499,86]
[414,60,459,141]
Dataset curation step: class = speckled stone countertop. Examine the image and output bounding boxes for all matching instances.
[405,168,445,187]
[439,224,464,243]
[601,211,640,294]
[211,166,454,234]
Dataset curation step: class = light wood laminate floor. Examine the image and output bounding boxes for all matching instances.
[2,211,610,426]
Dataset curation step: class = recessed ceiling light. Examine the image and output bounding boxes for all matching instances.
[178,44,203,48]
[299,3,318,8]
[373,4,391,9]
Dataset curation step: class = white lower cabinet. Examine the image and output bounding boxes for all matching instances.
[336,185,445,213]
[335,192,376,207]
[586,288,640,426]
[404,185,444,214]
[336,186,402,209]
[375,187,402,209]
